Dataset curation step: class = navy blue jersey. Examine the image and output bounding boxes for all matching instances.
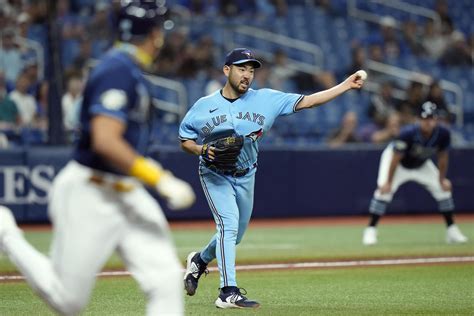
[74,48,153,174]
[393,124,450,169]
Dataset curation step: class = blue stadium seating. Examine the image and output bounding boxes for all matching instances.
[53,1,474,146]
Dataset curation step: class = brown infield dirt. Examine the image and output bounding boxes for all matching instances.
[20,213,474,231]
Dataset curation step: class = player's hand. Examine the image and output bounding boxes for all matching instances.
[440,178,452,192]
[156,171,196,210]
[201,144,216,160]
[379,182,392,194]
[345,73,364,90]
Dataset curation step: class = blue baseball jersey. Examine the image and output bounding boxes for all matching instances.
[179,88,303,169]
[393,124,450,169]
[74,48,153,174]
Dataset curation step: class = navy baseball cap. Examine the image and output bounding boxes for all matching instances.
[224,48,262,68]
[419,101,438,119]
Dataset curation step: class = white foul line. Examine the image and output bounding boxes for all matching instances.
[1,256,473,282]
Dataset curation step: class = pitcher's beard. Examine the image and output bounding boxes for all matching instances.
[230,80,250,95]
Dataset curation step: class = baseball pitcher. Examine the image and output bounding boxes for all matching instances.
[179,48,364,309]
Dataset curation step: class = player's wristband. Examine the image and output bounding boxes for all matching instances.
[129,156,162,187]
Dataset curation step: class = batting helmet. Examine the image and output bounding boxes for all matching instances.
[117,0,168,42]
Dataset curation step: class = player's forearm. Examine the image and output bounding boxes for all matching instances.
[181,140,202,156]
[297,81,350,110]
[92,134,137,172]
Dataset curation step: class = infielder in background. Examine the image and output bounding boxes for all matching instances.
[363,101,468,245]
[179,48,365,309]
[0,1,195,315]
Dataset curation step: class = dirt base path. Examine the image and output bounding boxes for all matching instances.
[20,213,474,231]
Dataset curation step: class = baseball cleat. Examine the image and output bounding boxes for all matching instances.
[363,226,378,245]
[215,287,260,309]
[183,252,208,296]
[446,225,468,244]
[0,206,22,253]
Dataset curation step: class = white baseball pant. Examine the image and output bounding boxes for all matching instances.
[2,161,183,315]
[370,146,453,215]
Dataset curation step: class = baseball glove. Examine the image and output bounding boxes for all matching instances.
[201,135,244,171]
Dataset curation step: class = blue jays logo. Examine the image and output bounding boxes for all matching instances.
[242,49,253,59]
[246,128,263,142]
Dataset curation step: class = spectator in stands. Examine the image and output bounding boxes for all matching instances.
[425,80,452,122]
[370,112,401,145]
[396,81,424,125]
[0,29,24,85]
[423,80,465,145]
[255,0,287,17]
[87,2,113,41]
[219,0,256,16]
[86,1,114,56]
[191,35,216,76]
[0,8,11,31]
[270,49,297,90]
[33,80,48,131]
[402,20,425,56]
[434,0,453,34]
[16,12,31,38]
[72,36,93,70]
[378,16,402,60]
[368,80,397,127]
[0,70,20,130]
[204,67,226,95]
[62,71,83,131]
[22,60,41,96]
[327,111,361,148]
[156,27,189,76]
[57,0,85,41]
[346,45,367,77]
[368,43,384,63]
[8,71,37,127]
[422,19,448,60]
[271,49,336,93]
[440,31,473,66]
[252,59,273,89]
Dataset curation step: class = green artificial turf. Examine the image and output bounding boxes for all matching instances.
[0,265,472,315]
[0,221,473,315]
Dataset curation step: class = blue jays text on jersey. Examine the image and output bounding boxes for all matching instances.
[179,88,304,169]
[74,48,154,174]
[393,124,450,169]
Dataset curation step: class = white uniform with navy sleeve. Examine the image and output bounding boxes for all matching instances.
[0,48,183,315]
[179,88,303,288]
[370,124,454,215]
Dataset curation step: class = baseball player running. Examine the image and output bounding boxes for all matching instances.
[363,101,468,245]
[0,1,195,315]
[179,48,364,309]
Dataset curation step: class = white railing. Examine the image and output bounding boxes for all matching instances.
[226,25,324,73]
[347,0,441,30]
[366,60,463,126]
[144,75,188,121]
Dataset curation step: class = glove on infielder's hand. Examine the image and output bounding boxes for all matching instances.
[147,159,195,210]
[201,135,244,170]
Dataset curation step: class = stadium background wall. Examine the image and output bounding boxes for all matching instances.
[0,147,473,223]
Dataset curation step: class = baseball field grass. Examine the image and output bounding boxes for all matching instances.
[1,216,473,315]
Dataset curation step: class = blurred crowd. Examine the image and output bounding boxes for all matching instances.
[0,0,472,148]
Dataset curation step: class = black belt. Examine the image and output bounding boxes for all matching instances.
[204,162,257,178]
